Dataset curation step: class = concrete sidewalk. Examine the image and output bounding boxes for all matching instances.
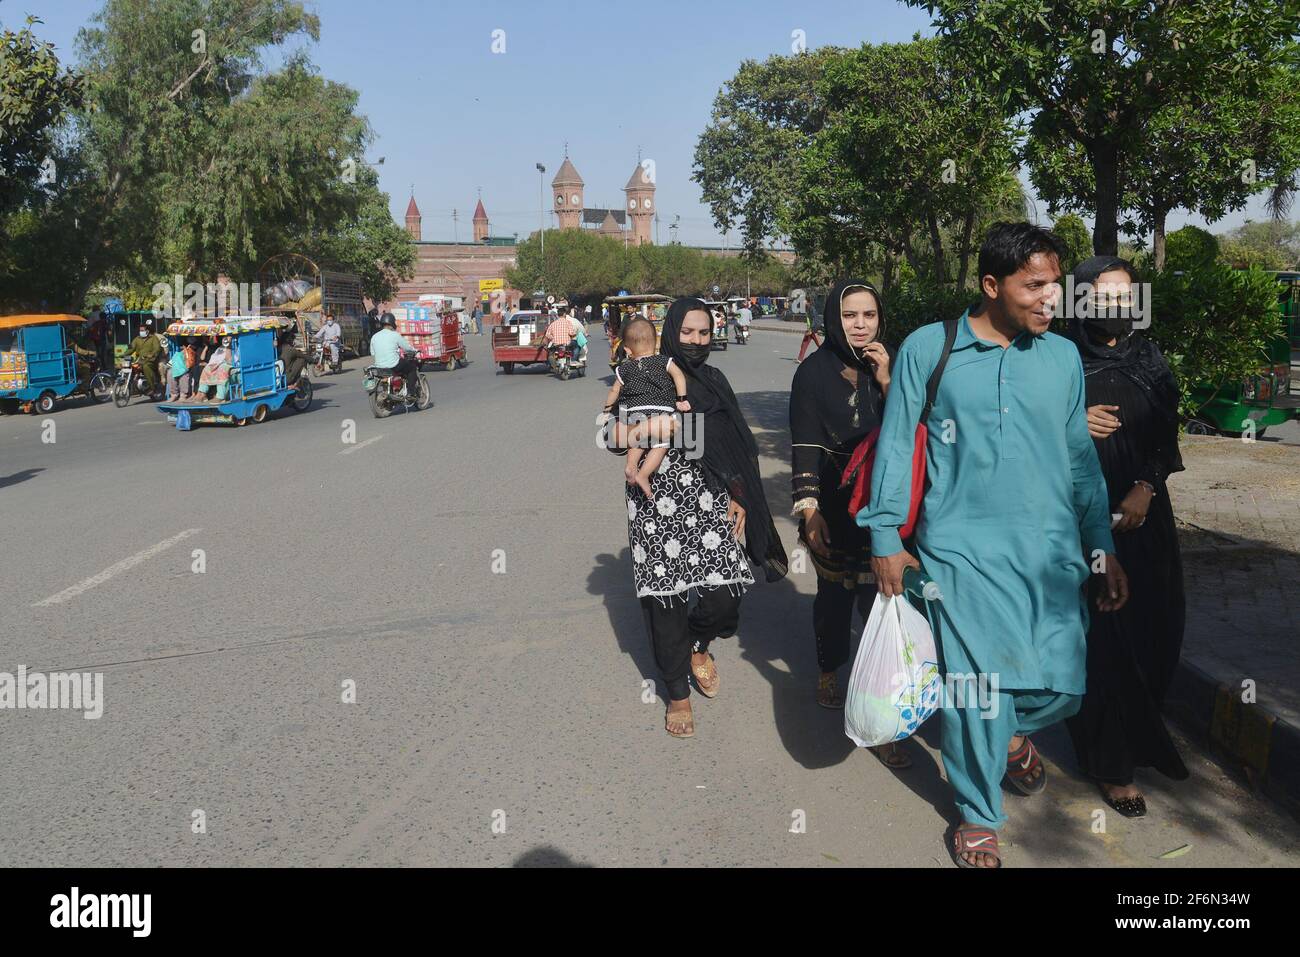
[1166,436,1300,817]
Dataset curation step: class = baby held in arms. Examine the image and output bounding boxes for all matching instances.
[603,318,691,498]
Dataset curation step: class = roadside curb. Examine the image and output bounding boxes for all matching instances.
[751,322,807,336]
[1166,657,1300,820]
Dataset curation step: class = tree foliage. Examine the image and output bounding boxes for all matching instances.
[0,14,83,217]
[908,0,1300,256]
[0,0,413,311]
[506,229,792,302]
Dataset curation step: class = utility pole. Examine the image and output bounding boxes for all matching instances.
[535,163,546,291]
[452,208,458,244]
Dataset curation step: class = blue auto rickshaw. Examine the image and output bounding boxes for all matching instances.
[155,316,313,429]
[0,314,111,414]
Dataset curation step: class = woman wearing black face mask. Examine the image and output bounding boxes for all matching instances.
[1064,256,1188,817]
[609,297,787,738]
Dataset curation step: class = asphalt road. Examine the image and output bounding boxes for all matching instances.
[1,328,1296,867]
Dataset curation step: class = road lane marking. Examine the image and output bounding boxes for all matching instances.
[33,528,203,607]
[340,435,385,455]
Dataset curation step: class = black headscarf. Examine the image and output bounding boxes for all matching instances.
[821,279,889,430]
[660,297,788,583]
[1066,256,1183,468]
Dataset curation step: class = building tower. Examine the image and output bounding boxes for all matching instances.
[551,150,584,231]
[623,162,654,245]
[472,194,490,242]
[405,194,422,241]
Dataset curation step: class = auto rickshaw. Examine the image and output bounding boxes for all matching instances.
[603,294,673,369]
[1184,271,1300,438]
[0,314,113,414]
[155,316,312,429]
[701,299,730,350]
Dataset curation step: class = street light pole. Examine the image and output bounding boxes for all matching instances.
[535,163,546,290]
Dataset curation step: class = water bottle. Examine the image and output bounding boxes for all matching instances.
[902,566,943,603]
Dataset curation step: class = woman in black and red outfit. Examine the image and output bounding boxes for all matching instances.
[789,280,907,767]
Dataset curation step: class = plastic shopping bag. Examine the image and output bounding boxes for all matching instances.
[844,593,942,748]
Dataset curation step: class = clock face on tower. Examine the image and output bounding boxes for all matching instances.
[629,199,637,210]
[643,198,652,210]
[570,194,580,206]
[555,194,564,206]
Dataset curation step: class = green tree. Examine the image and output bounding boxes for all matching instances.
[0,14,83,217]
[1218,220,1300,270]
[791,39,1021,291]
[1052,213,1093,271]
[908,0,1300,256]
[693,49,841,255]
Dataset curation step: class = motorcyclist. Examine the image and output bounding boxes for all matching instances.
[313,311,343,368]
[278,330,307,388]
[735,302,753,341]
[124,324,162,397]
[369,313,420,398]
[543,305,585,365]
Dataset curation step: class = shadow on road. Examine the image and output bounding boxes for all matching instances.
[0,468,44,489]
[513,845,591,867]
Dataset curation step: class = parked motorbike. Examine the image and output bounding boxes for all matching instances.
[112,359,160,407]
[362,353,431,418]
[547,342,586,381]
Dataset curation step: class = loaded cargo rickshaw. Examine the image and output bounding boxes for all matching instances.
[393,301,467,371]
[154,316,312,429]
[1184,271,1300,438]
[491,310,550,374]
[0,314,114,414]
[603,294,673,369]
[258,254,368,357]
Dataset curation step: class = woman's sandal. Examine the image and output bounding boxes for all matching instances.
[816,673,844,710]
[665,706,695,739]
[870,742,913,770]
[950,823,1002,869]
[691,653,719,698]
[1005,735,1047,795]
[1099,785,1147,818]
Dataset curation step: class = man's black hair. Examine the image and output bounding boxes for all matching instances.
[977,222,1067,284]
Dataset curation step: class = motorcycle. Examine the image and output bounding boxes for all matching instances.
[311,339,343,375]
[362,353,431,418]
[547,342,586,381]
[112,359,160,407]
[734,323,750,345]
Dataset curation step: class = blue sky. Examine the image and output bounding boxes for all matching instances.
[15,0,1277,246]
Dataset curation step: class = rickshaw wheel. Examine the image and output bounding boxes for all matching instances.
[446,357,457,371]
[502,363,514,375]
[234,417,249,427]
[291,378,313,412]
[112,383,131,408]
[89,372,114,403]
[1185,420,1215,436]
[252,404,269,424]
[34,392,57,415]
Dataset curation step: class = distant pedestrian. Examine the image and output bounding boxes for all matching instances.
[797,311,822,362]
[1064,255,1188,818]
[473,302,483,335]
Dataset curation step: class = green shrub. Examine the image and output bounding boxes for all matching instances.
[1146,264,1281,418]
[882,280,978,349]
[1163,226,1220,272]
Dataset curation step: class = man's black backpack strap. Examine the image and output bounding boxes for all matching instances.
[921,318,959,421]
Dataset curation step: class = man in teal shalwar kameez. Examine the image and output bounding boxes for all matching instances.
[861,223,1129,868]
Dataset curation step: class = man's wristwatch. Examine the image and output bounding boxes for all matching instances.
[1134,480,1156,496]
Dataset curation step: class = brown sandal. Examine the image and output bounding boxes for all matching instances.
[870,742,913,769]
[665,706,695,738]
[691,653,719,698]
[950,823,1001,869]
[816,673,844,710]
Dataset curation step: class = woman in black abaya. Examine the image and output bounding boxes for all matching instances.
[1065,256,1189,817]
